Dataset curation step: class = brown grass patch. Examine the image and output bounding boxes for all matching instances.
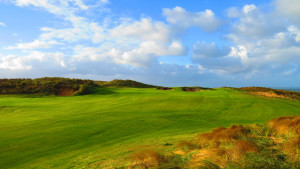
[283,136,300,161]
[267,116,300,134]
[229,140,258,161]
[190,148,229,168]
[131,149,163,168]
[198,125,249,143]
[126,116,300,169]
[57,87,76,96]
[239,87,300,100]
[250,91,288,99]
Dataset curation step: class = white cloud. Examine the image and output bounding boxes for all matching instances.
[39,16,106,43]
[6,40,60,50]
[0,22,6,27]
[163,6,223,32]
[0,55,32,70]
[288,26,300,42]
[110,18,187,66]
[111,18,170,42]
[276,0,300,26]
[228,45,249,65]
[73,18,187,67]
[226,25,300,73]
[242,4,256,14]
[14,0,88,13]
[0,51,66,70]
[228,4,285,40]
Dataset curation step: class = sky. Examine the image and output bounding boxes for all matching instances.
[0,0,300,87]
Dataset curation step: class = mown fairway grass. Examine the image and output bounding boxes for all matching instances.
[0,87,300,168]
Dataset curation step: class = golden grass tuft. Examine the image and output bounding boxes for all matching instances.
[283,136,300,161]
[228,140,258,161]
[198,125,249,144]
[127,116,300,169]
[268,116,300,134]
[131,149,162,168]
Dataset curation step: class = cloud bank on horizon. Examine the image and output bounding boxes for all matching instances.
[0,0,299,87]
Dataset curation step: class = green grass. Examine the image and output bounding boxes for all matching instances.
[0,87,299,168]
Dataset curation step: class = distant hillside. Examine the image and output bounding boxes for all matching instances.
[95,79,159,88]
[0,77,96,96]
[239,87,300,100]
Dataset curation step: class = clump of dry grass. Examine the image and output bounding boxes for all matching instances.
[283,136,300,161]
[127,116,300,169]
[197,125,249,147]
[268,116,300,135]
[131,149,163,168]
[229,140,258,161]
[239,87,300,100]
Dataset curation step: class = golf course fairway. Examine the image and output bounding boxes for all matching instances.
[0,87,299,168]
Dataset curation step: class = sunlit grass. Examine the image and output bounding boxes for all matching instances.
[0,87,299,168]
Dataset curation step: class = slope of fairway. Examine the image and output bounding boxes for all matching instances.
[0,88,299,168]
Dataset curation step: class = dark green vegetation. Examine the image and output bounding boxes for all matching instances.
[95,79,158,88]
[0,81,299,168]
[0,77,96,96]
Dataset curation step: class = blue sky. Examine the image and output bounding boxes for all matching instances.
[0,0,300,87]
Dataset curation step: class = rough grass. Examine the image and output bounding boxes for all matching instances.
[127,116,300,169]
[239,87,300,100]
[0,87,299,168]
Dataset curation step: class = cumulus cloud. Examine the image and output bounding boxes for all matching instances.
[0,51,66,70]
[225,23,300,76]
[242,4,256,14]
[228,4,285,41]
[108,18,187,66]
[192,2,300,77]
[163,6,223,32]
[72,18,187,67]
[0,55,32,70]
[111,18,170,42]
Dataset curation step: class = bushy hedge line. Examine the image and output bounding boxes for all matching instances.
[0,77,95,95]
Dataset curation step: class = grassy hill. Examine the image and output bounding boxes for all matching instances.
[0,77,96,96]
[95,79,158,88]
[0,85,299,168]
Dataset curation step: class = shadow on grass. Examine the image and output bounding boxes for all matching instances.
[91,87,117,95]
